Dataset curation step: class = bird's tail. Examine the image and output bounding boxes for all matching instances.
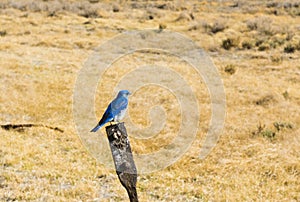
[90,124,103,132]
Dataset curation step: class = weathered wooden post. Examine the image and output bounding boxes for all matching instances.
[105,122,138,202]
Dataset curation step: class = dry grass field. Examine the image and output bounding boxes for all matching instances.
[1,0,300,201]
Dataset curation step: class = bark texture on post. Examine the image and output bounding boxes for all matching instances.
[106,123,138,202]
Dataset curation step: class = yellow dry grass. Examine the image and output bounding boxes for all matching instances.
[1,0,300,201]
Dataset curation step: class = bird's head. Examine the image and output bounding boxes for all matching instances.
[118,90,131,98]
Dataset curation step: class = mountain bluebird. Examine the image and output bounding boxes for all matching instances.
[90,90,131,132]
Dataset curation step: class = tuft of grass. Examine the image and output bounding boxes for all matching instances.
[273,122,293,132]
[258,43,270,51]
[112,3,120,12]
[72,2,102,18]
[242,41,253,49]
[203,20,227,34]
[282,90,289,99]
[262,129,276,139]
[252,121,293,140]
[175,11,194,22]
[255,95,276,106]
[284,44,295,53]
[210,21,227,33]
[270,54,283,64]
[255,39,265,47]
[221,38,239,50]
[224,64,236,75]
[246,16,278,36]
[272,36,286,46]
[252,123,276,140]
[0,30,7,37]
[159,23,167,30]
[266,2,279,8]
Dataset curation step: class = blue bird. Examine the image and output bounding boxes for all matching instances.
[90,90,131,132]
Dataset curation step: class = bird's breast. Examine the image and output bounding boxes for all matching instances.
[114,108,127,122]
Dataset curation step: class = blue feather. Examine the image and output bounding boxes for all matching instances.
[90,90,130,132]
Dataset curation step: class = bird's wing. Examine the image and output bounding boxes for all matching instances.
[111,97,128,114]
[98,104,114,125]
